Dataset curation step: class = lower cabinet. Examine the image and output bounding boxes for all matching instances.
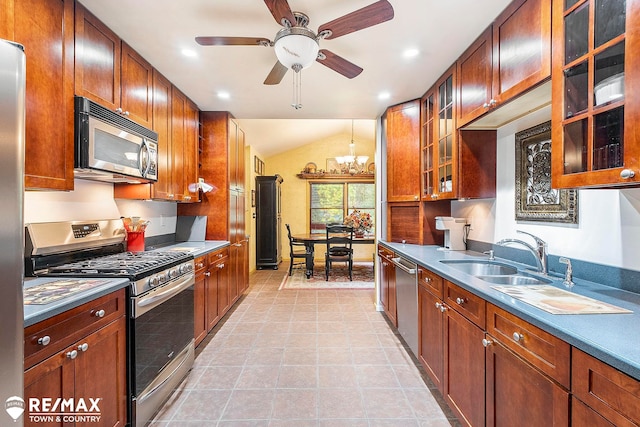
[23,289,127,427]
[377,245,397,326]
[194,248,230,347]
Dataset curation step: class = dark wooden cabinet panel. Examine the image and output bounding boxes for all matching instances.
[486,339,569,427]
[418,282,444,392]
[572,348,640,426]
[492,0,551,102]
[457,0,551,128]
[12,0,75,191]
[377,246,397,327]
[444,281,486,329]
[120,42,153,128]
[194,264,207,347]
[24,291,127,427]
[457,130,497,199]
[418,266,444,299]
[385,100,421,202]
[74,2,121,110]
[458,27,493,126]
[486,303,570,388]
[444,307,485,427]
[150,70,173,199]
[572,398,616,427]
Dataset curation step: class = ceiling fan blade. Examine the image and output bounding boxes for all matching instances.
[316,49,363,79]
[263,0,296,27]
[264,61,288,85]
[195,36,271,46]
[318,0,394,40]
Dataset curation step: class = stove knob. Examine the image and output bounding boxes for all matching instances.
[158,273,166,284]
[170,268,178,278]
[149,276,159,287]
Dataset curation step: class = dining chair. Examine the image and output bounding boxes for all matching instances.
[285,224,311,276]
[325,225,354,280]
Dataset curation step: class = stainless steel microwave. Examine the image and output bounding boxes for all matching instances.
[74,96,158,183]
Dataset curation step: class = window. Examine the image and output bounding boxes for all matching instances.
[310,182,375,233]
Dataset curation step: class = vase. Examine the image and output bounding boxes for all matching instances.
[355,230,365,238]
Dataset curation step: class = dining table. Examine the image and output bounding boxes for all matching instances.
[291,233,375,278]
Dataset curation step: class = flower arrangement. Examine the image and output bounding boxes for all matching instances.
[343,209,372,234]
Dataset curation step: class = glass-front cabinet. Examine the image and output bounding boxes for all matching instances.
[551,0,640,187]
[422,65,458,200]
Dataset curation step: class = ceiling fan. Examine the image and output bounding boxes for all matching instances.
[195,0,395,86]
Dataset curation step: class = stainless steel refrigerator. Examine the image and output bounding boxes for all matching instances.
[0,39,26,426]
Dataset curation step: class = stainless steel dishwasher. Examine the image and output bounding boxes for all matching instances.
[392,255,418,357]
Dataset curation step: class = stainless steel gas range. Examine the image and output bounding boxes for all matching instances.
[25,219,196,427]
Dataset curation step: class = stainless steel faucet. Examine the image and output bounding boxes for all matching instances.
[496,230,548,275]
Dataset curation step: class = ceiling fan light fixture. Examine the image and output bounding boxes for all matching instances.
[274,27,319,70]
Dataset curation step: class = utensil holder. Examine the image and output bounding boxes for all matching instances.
[126,231,145,252]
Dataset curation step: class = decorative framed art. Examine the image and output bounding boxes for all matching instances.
[254,156,264,175]
[515,121,578,224]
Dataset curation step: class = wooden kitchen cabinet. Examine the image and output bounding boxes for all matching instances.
[551,0,640,188]
[384,100,421,202]
[420,65,497,202]
[417,272,485,427]
[195,248,230,347]
[571,348,640,426]
[485,303,570,427]
[75,3,153,128]
[24,289,127,427]
[7,0,75,191]
[377,246,397,326]
[457,0,551,127]
[178,112,248,300]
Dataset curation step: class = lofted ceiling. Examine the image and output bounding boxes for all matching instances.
[78,0,513,156]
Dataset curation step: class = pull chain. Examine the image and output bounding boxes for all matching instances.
[291,64,303,110]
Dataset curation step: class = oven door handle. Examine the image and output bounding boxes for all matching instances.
[133,273,194,318]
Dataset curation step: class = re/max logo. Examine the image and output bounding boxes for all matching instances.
[29,398,101,413]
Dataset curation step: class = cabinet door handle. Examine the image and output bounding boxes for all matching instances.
[423,277,432,283]
[455,297,465,305]
[489,99,497,107]
[482,338,493,347]
[218,264,225,269]
[184,196,191,201]
[440,304,447,313]
[37,336,51,346]
[483,102,490,108]
[620,169,635,179]
[66,350,78,359]
[431,194,439,199]
[93,309,105,318]
[78,343,89,352]
[512,332,524,343]
[115,107,123,114]
[204,272,211,277]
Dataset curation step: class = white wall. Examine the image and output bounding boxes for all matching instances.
[24,180,177,237]
[453,105,640,271]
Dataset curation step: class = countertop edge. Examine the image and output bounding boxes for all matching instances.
[379,240,640,381]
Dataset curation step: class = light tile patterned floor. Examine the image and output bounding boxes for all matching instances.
[149,268,459,426]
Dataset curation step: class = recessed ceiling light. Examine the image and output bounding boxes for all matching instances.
[217,91,230,100]
[378,92,391,100]
[403,48,419,58]
[181,49,197,58]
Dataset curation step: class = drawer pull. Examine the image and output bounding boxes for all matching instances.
[197,262,204,268]
[482,338,493,347]
[94,309,106,318]
[218,264,225,269]
[620,169,635,179]
[424,277,432,283]
[435,302,442,309]
[512,332,524,343]
[37,336,51,346]
[78,343,89,352]
[204,272,211,277]
[66,350,78,359]
[455,297,466,305]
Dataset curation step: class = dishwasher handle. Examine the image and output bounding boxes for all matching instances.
[391,257,417,275]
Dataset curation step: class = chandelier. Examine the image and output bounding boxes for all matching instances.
[335,120,369,174]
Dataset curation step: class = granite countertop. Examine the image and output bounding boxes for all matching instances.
[24,240,230,327]
[380,241,640,381]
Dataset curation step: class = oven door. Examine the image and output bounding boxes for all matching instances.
[131,272,195,426]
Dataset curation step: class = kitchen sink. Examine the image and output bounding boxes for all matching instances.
[475,274,552,286]
[440,260,518,276]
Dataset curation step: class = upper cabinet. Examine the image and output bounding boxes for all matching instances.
[551,0,640,188]
[458,0,552,128]
[75,3,153,128]
[385,100,421,202]
[421,65,497,202]
[9,0,76,191]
